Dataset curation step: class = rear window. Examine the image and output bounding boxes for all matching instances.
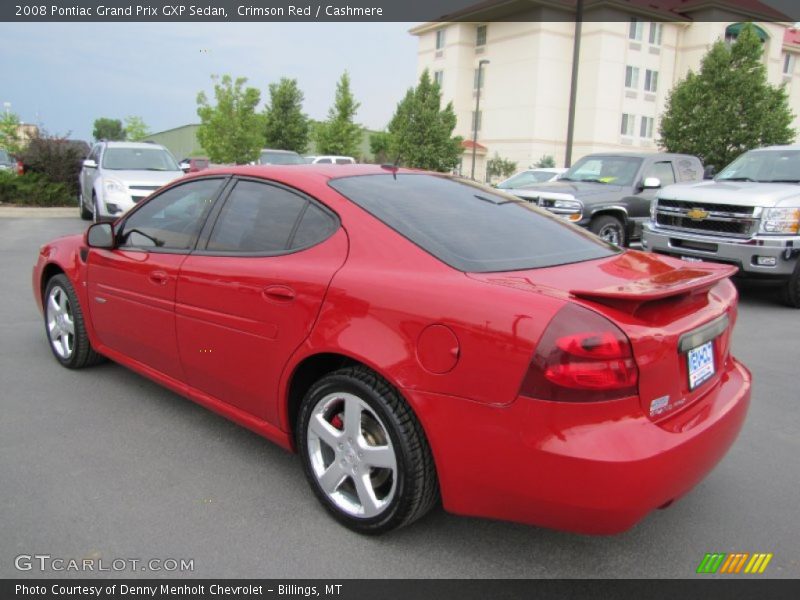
[329,174,618,273]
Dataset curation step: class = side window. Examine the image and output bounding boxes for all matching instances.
[316,158,332,164]
[88,145,101,162]
[206,180,337,254]
[647,161,676,186]
[119,178,222,251]
[335,158,353,165]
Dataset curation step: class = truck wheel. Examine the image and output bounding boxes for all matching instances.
[590,215,626,247]
[781,263,800,308]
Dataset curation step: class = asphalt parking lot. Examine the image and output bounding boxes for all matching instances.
[1,214,798,579]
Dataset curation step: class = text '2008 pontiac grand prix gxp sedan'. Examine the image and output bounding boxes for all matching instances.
[32,164,751,535]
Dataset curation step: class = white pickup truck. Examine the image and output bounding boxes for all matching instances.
[642,145,800,307]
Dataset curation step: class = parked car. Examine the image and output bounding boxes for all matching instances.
[496,168,566,189]
[258,149,305,165]
[0,148,16,172]
[510,153,704,246]
[33,164,750,535]
[178,157,210,173]
[79,141,183,222]
[643,144,800,307]
[305,155,357,165]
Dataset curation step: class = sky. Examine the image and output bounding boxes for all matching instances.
[0,22,419,141]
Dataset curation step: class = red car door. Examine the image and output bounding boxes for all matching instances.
[87,177,227,380]
[175,178,347,423]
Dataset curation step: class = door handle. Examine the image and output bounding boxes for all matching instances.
[262,285,296,302]
[149,270,169,285]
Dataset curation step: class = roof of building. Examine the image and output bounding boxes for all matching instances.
[461,140,488,152]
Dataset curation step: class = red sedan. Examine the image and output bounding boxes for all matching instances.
[32,164,750,534]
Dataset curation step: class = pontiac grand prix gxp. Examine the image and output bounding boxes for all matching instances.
[32,164,751,534]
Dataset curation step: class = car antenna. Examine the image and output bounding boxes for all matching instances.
[381,155,401,180]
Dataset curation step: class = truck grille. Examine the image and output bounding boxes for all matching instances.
[655,199,758,238]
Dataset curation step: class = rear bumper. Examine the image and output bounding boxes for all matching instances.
[642,224,799,278]
[407,357,750,534]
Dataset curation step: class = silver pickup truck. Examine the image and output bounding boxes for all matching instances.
[643,145,800,307]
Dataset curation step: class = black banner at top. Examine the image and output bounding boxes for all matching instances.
[2,0,800,22]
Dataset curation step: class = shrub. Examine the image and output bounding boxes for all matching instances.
[0,171,73,206]
[18,134,88,195]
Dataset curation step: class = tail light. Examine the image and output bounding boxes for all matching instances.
[16,160,24,176]
[519,303,639,402]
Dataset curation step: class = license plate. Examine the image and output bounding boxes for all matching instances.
[687,341,715,390]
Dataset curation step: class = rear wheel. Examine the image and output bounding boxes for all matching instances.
[44,275,104,369]
[297,366,439,534]
[781,263,800,308]
[590,215,626,247]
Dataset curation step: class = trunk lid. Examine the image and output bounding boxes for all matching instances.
[468,250,739,422]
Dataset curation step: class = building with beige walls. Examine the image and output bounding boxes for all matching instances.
[410,0,800,181]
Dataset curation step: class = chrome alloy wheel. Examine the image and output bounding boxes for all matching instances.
[597,223,622,245]
[46,285,75,359]
[306,392,398,518]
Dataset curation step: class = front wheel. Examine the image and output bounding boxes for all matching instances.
[79,189,92,220]
[781,263,800,308]
[297,366,439,534]
[589,215,626,247]
[44,275,104,369]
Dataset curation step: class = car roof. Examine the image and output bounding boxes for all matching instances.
[185,163,418,184]
[103,141,167,149]
[260,148,300,154]
[751,144,800,151]
[581,152,699,160]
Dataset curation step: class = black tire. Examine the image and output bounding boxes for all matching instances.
[43,274,104,369]
[297,366,439,534]
[92,192,100,223]
[589,214,626,247]
[781,262,800,308]
[79,189,92,220]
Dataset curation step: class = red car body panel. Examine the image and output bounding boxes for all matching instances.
[32,164,751,534]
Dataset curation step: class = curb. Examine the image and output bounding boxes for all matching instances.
[0,206,78,218]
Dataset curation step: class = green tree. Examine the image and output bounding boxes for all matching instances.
[263,78,310,153]
[534,154,556,168]
[387,69,462,172]
[92,118,126,141]
[660,24,795,169]
[0,112,23,155]
[196,74,263,164]
[315,71,362,157]
[487,153,517,180]
[124,116,150,141]
[369,131,392,164]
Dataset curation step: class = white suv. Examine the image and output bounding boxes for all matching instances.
[79,141,184,221]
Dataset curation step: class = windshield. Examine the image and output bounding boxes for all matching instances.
[497,170,558,189]
[716,149,800,183]
[259,151,304,165]
[329,174,618,273]
[562,156,642,186]
[102,147,179,171]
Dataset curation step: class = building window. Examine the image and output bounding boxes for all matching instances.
[625,66,640,89]
[783,53,795,75]
[649,23,663,45]
[434,70,444,87]
[476,25,487,47]
[471,110,482,132]
[621,113,635,136]
[644,69,659,92]
[629,19,643,41]
[473,68,486,90]
[640,116,654,139]
[436,29,446,50]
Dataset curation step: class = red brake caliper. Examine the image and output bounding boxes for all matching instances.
[330,413,344,430]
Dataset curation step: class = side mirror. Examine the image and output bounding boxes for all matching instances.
[180,163,191,173]
[703,165,717,179]
[86,222,115,249]
[82,159,98,169]
[642,177,661,189]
